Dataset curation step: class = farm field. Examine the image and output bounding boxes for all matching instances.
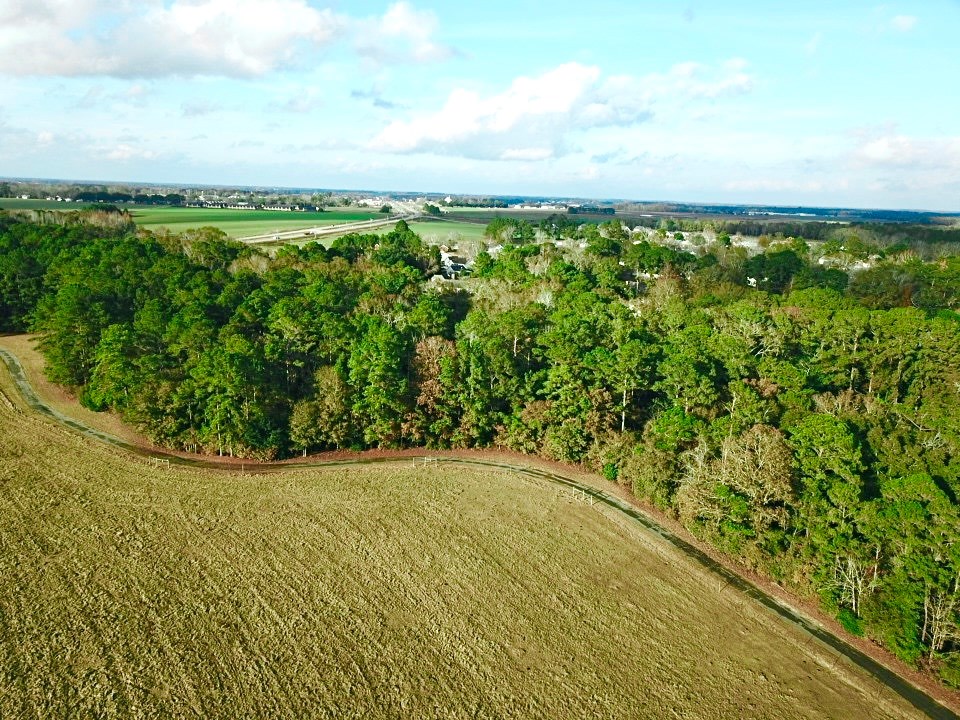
[374,219,487,244]
[0,353,936,719]
[443,207,617,224]
[258,219,489,253]
[0,199,382,238]
[0,198,91,211]
[131,206,381,238]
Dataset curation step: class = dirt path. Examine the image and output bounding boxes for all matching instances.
[1,345,957,719]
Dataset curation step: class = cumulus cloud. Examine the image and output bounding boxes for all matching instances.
[0,0,97,32]
[856,134,917,165]
[355,2,455,64]
[834,129,960,201]
[371,59,753,160]
[371,63,609,160]
[0,0,341,77]
[852,132,960,169]
[0,1,453,78]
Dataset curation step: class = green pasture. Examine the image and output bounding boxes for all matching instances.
[0,200,382,238]
[0,199,90,211]
[378,220,488,245]
[261,219,489,252]
[131,207,381,238]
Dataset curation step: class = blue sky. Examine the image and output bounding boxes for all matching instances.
[1,1,958,210]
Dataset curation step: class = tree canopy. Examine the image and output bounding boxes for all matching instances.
[5,210,960,686]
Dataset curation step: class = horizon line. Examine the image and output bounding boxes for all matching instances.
[2,175,958,216]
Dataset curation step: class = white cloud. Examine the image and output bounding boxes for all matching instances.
[371,62,606,159]
[890,15,917,32]
[273,89,324,114]
[72,82,151,110]
[723,178,832,194]
[0,0,343,78]
[119,83,150,107]
[0,0,98,29]
[832,129,960,201]
[181,100,222,118]
[578,164,600,181]
[0,1,454,78]
[102,143,158,161]
[501,148,554,161]
[852,132,960,169]
[75,85,107,109]
[355,2,455,64]
[664,58,754,99]
[856,134,917,165]
[371,59,753,160]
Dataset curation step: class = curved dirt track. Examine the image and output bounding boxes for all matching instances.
[1,347,957,720]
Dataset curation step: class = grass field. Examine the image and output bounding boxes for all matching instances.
[0,347,931,719]
[375,219,488,245]
[257,219,489,253]
[0,198,93,211]
[443,208,617,224]
[0,335,143,446]
[131,207,381,238]
[0,200,382,238]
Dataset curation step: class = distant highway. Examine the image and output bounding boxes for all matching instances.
[236,214,421,245]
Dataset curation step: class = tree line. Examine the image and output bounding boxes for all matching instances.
[2,210,960,685]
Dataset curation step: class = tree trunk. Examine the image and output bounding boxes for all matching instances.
[621,383,628,433]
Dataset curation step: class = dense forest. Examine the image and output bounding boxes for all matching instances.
[2,209,960,685]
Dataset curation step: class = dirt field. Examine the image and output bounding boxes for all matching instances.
[0,351,935,719]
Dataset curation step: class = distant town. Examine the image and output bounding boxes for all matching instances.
[3,178,957,225]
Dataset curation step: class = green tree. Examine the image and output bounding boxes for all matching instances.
[36,283,111,386]
[83,323,139,411]
[403,336,461,447]
[654,325,722,416]
[348,315,409,447]
[289,366,353,454]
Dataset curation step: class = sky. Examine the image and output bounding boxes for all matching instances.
[1,1,958,210]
